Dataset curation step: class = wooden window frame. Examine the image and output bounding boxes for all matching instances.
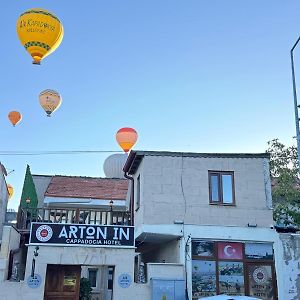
[191,240,277,299]
[208,171,235,206]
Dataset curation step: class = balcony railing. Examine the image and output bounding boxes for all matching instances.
[17,207,132,230]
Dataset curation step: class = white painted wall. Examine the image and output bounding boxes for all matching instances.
[0,172,8,240]
[0,226,21,281]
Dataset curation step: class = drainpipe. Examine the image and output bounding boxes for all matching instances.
[124,172,134,226]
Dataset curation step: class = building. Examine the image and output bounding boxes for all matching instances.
[0,163,9,240]
[0,151,299,299]
[123,151,285,299]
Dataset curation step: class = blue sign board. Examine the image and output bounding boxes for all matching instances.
[118,273,132,288]
[27,274,42,289]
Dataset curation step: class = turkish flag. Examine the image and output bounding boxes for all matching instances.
[218,242,243,260]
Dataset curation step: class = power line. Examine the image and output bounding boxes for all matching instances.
[0,150,124,156]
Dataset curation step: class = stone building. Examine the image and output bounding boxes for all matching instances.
[0,151,299,299]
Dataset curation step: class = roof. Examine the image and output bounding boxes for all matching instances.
[44,176,128,200]
[124,150,270,175]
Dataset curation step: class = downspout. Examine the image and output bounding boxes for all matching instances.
[124,172,134,226]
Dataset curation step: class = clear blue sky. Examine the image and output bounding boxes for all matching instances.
[1,1,300,209]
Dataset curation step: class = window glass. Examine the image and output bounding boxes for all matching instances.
[218,242,243,260]
[222,174,233,203]
[108,267,114,290]
[211,175,219,202]
[192,260,216,298]
[88,269,97,288]
[248,265,274,299]
[218,261,244,296]
[245,243,273,260]
[192,241,215,258]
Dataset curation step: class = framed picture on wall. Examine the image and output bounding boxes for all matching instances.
[218,261,245,296]
[247,264,274,299]
[245,243,273,260]
[217,242,243,260]
[192,241,215,258]
[192,260,217,298]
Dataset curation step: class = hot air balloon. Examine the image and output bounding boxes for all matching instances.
[8,111,22,126]
[116,127,138,153]
[39,89,62,117]
[7,184,14,200]
[16,8,64,64]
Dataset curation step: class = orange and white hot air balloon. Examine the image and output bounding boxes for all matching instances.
[39,89,62,116]
[8,111,22,126]
[116,127,138,153]
[7,184,14,200]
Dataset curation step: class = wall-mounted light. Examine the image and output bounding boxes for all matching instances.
[174,220,184,224]
[247,223,257,228]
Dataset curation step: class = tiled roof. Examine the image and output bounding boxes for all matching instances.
[44,176,128,200]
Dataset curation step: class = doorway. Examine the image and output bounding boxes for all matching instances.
[44,264,81,300]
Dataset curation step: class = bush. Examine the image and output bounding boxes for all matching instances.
[80,277,92,300]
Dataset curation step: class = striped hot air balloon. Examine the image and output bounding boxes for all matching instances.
[116,127,138,153]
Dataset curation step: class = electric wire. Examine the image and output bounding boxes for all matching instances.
[0,150,123,156]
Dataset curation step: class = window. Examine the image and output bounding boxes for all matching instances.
[88,268,98,288]
[191,240,276,299]
[107,266,114,290]
[136,175,140,210]
[209,171,235,205]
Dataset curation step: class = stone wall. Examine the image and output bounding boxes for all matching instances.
[279,233,300,300]
[134,155,274,228]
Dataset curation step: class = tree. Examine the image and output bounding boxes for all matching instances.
[267,139,300,228]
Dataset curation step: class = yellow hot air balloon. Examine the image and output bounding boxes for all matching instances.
[7,184,14,200]
[39,89,62,117]
[16,8,64,64]
[8,111,22,126]
[116,127,138,152]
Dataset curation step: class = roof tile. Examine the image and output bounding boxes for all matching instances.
[45,176,128,200]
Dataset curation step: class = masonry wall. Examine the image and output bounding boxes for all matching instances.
[279,233,300,300]
[134,155,273,228]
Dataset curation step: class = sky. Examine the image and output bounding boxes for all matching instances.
[1,1,300,210]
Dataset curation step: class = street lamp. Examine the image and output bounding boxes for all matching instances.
[290,36,300,172]
[26,198,31,208]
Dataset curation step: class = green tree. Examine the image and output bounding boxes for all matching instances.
[267,139,300,228]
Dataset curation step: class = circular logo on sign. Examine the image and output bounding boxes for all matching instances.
[253,267,267,284]
[118,273,132,288]
[27,274,42,289]
[36,225,53,242]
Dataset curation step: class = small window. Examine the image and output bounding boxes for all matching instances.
[209,171,235,205]
[107,266,114,290]
[88,268,98,288]
[136,175,140,210]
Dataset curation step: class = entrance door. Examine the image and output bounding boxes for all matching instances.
[44,265,81,300]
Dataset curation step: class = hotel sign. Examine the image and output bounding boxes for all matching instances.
[29,223,134,247]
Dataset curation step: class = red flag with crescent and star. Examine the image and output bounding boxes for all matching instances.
[218,242,243,260]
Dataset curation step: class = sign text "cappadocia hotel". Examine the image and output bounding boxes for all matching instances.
[29,223,134,247]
